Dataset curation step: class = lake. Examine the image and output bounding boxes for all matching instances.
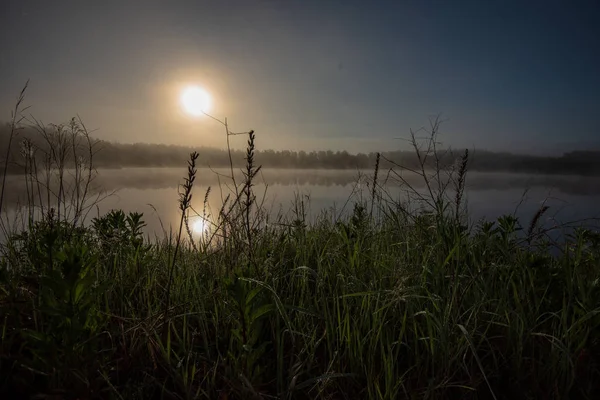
[2,168,600,238]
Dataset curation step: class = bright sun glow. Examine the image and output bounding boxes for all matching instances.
[192,218,208,234]
[180,86,211,116]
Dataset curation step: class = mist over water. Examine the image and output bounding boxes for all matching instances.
[3,168,599,238]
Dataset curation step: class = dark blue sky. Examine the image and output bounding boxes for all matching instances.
[1,0,599,153]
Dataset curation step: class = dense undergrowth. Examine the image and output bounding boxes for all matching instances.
[1,90,599,399]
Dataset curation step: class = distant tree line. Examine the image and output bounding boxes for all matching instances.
[2,122,600,176]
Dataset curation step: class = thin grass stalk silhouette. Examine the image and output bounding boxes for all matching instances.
[0,80,29,220]
[165,151,198,320]
[454,149,469,222]
[242,130,261,266]
[370,152,380,217]
[527,204,550,245]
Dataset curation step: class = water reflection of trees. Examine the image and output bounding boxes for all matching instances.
[3,168,600,210]
[92,169,600,196]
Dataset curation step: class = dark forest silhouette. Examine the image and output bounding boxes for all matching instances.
[2,122,600,176]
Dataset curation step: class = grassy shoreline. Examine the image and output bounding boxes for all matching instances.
[2,194,600,399]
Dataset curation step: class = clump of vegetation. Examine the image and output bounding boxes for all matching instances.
[1,88,600,399]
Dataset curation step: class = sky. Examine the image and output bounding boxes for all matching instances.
[1,0,599,154]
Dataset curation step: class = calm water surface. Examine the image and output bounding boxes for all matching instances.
[3,168,600,237]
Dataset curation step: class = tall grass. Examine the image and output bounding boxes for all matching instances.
[1,95,600,399]
[0,81,29,220]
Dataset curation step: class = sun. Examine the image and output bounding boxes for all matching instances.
[180,86,211,116]
[192,218,209,234]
